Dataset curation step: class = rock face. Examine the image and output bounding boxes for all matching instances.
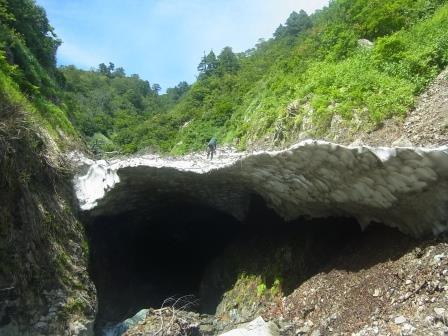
[0,110,96,335]
[75,140,448,237]
[219,316,280,336]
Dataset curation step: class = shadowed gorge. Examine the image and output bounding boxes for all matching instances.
[85,193,365,330]
[86,200,244,329]
[84,191,419,335]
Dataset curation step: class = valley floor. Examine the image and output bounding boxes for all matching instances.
[123,229,448,336]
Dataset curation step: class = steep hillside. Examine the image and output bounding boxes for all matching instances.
[171,0,448,153]
[354,68,448,147]
[61,0,448,155]
[0,79,95,335]
[0,1,95,334]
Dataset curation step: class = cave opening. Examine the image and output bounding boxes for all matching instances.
[84,193,398,334]
[86,196,244,331]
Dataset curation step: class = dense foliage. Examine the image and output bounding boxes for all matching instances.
[166,0,448,153]
[62,64,190,153]
[1,0,448,155]
[0,0,77,146]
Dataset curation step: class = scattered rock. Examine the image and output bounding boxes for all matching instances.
[434,308,446,316]
[218,317,280,336]
[310,329,321,336]
[401,322,416,335]
[358,39,374,48]
[69,320,93,336]
[392,136,413,147]
[394,316,407,324]
[34,321,48,332]
[296,323,312,335]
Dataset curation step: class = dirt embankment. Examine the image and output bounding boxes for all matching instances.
[357,69,448,147]
[265,229,448,336]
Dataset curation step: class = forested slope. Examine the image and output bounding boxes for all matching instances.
[62,65,189,153]
[61,0,448,155]
[2,0,448,156]
[169,0,448,153]
[0,0,79,148]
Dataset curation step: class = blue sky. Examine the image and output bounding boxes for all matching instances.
[37,0,329,90]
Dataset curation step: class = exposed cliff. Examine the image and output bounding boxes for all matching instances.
[0,91,95,335]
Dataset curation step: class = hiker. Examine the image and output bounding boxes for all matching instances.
[206,137,217,160]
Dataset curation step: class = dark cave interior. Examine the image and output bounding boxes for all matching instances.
[84,193,405,333]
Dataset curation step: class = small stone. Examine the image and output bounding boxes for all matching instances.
[434,307,446,316]
[296,325,311,335]
[373,289,381,297]
[69,321,89,335]
[392,136,413,147]
[401,323,415,335]
[425,315,435,324]
[199,324,214,333]
[394,316,407,324]
[310,330,321,336]
[413,247,424,258]
[358,39,374,48]
[34,321,48,331]
[405,280,412,285]
[305,320,314,327]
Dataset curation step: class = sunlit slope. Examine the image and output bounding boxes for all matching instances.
[0,0,79,148]
[167,0,448,153]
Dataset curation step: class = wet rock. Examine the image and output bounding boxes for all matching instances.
[69,320,93,336]
[104,309,149,336]
[34,321,48,332]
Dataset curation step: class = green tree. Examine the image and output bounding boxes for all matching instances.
[217,47,240,74]
[6,0,61,70]
[197,50,219,77]
[113,67,126,77]
[205,50,218,73]
[98,63,109,76]
[151,83,161,94]
[274,10,312,38]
